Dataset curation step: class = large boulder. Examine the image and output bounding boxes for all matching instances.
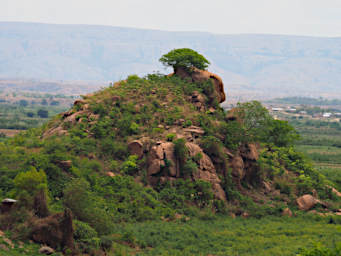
[39,246,55,255]
[190,68,226,103]
[43,126,68,138]
[282,208,293,217]
[240,144,259,161]
[296,194,322,211]
[230,155,245,180]
[170,67,226,103]
[128,140,144,158]
[148,142,178,177]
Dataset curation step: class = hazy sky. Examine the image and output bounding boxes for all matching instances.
[2,0,341,37]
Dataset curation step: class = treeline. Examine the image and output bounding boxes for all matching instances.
[292,119,341,131]
[270,96,341,106]
[0,104,68,130]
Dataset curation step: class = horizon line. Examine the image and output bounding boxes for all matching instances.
[1,20,340,39]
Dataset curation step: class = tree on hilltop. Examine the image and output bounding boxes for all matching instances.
[159,48,210,72]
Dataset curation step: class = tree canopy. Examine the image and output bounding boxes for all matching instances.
[159,48,210,72]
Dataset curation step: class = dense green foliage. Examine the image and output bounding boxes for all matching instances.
[220,101,300,149]
[159,48,210,71]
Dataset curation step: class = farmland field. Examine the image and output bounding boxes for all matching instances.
[290,118,341,191]
[0,92,74,132]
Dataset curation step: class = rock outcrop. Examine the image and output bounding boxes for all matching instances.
[170,67,226,103]
[39,246,55,255]
[31,209,75,253]
[146,141,226,201]
[327,185,341,197]
[296,194,326,211]
[148,142,178,177]
[128,140,144,159]
[282,208,293,217]
[229,143,260,188]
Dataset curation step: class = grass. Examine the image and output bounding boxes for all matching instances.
[0,236,47,256]
[111,215,341,256]
[1,214,340,256]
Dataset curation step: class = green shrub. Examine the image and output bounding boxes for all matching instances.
[63,178,113,235]
[100,235,114,251]
[297,242,341,256]
[159,186,186,209]
[200,136,225,163]
[129,122,140,134]
[13,167,49,208]
[193,152,203,162]
[166,133,176,141]
[101,139,128,160]
[13,167,48,195]
[121,155,139,175]
[77,237,101,254]
[183,120,192,127]
[266,119,300,147]
[126,74,140,82]
[74,220,98,240]
[152,127,163,134]
[193,180,214,207]
[110,160,119,172]
[213,200,228,214]
[274,179,292,196]
[219,120,244,150]
[198,209,216,220]
[121,231,136,245]
[173,138,188,168]
[182,159,198,177]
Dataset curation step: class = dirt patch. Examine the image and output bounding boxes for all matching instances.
[0,129,22,137]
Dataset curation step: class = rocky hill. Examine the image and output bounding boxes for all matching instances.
[0,65,340,255]
[1,22,341,98]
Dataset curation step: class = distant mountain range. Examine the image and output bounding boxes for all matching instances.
[1,22,341,99]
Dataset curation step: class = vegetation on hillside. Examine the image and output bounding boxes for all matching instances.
[0,51,340,255]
